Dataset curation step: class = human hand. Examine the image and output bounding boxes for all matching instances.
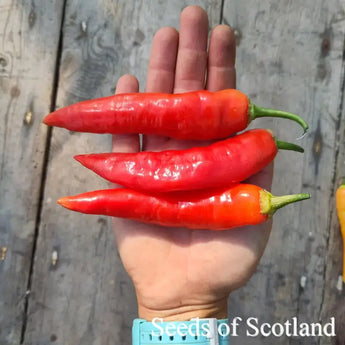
[112,5,273,321]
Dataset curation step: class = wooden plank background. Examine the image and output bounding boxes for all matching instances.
[0,1,66,343]
[0,0,344,344]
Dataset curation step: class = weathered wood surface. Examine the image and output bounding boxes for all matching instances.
[24,1,221,345]
[223,1,345,344]
[0,1,65,344]
[1,0,345,344]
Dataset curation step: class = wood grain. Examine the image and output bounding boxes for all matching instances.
[223,0,345,344]
[0,1,64,344]
[320,49,345,345]
[2,1,345,344]
[24,1,222,344]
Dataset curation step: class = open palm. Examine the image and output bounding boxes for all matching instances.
[112,6,273,321]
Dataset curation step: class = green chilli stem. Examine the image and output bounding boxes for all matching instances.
[275,140,304,153]
[269,193,310,215]
[249,103,309,134]
[260,191,310,216]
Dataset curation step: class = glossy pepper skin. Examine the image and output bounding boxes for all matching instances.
[75,129,303,192]
[43,89,308,140]
[58,184,310,230]
[336,180,345,282]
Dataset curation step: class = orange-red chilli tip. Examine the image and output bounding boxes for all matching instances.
[43,110,64,127]
[57,197,72,210]
[42,113,52,125]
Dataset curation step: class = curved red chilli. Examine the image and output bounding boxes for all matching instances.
[43,89,249,140]
[74,129,277,192]
[58,184,267,230]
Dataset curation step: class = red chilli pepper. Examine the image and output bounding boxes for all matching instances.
[74,129,304,192]
[57,184,310,230]
[43,89,308,140]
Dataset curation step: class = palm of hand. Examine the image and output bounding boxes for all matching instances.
[112,6,273,320]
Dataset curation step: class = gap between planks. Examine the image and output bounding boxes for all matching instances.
[316,28,345,345]
[19,0,68,343]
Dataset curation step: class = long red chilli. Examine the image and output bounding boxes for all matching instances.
[74,129,304,192]
[57,184,310,230]
[43,89,308,140]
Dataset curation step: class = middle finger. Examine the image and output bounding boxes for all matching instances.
[173,6,209,93]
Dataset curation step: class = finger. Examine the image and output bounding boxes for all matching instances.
[143,27,179,150]
[145,27,179,93]
[173,5,208,93]
[206,25,236,91]
[112,74,140,153]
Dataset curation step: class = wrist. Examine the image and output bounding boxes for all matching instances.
[138,298,228,321]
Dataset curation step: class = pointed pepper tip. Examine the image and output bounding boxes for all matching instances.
[42,113,52,125]
[74,154,83,163]
[73,154,90,167]
[57,197,72,210]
